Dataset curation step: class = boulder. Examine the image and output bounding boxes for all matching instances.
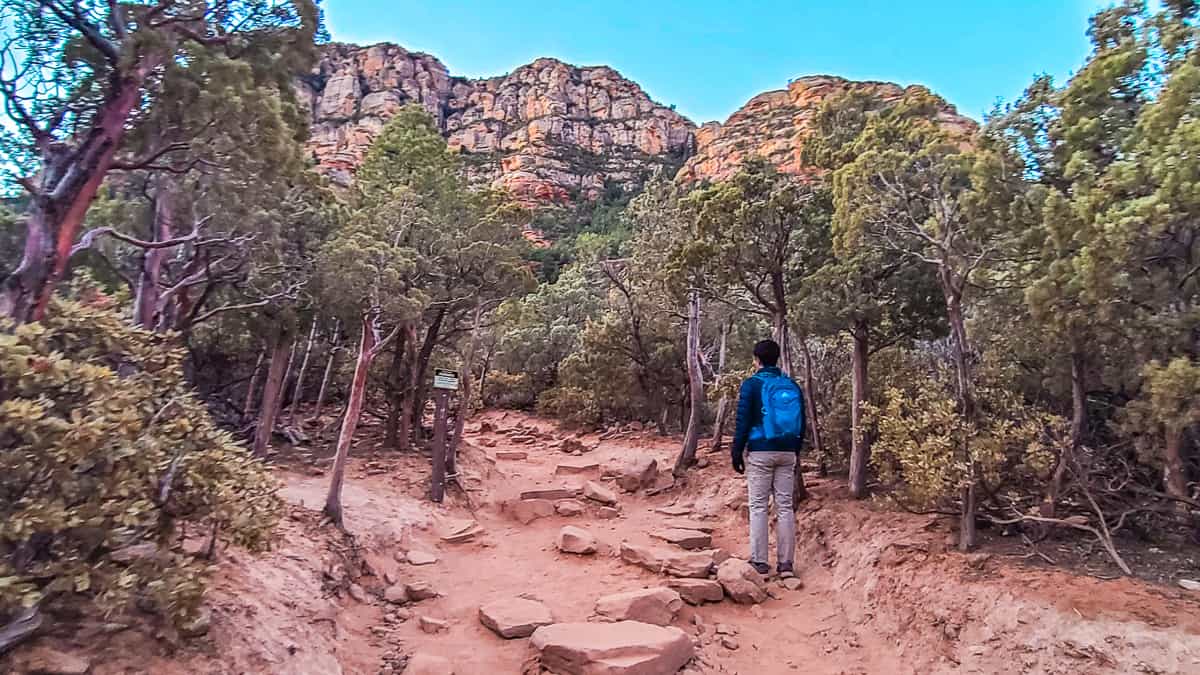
[407,550,438,566]
[405,653,455,675]
[608,456,658,492]
[557,526,598,555]
[666,579,724,605]
[555,459,601,477]
[555,500,586,516]
[619,543,714,578]
[649,528,712,550]
[594,588,682,626]
[405,581,439,601]
[582,481,618,506]
[716,559,767,604]
[505,498,556,525]
[478,597,555,639]
[529,621,694,675]
[16,646,90,675]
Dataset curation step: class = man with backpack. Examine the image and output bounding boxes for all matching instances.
[731,339,805,578]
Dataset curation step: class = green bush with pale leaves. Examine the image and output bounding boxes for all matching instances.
[0,296,280,630]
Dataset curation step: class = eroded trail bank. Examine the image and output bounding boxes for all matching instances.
[9,411,1200,674]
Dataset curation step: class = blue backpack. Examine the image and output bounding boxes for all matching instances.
[756,371,805,442]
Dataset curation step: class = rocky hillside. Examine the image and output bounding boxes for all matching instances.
[677,75,977,184]
[299,43,696,203]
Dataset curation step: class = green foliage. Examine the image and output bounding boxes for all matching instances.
[0,295,281,628]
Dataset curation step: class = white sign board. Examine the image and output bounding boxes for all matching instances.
[433,368,460,391]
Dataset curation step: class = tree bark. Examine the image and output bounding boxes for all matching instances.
[242,349,266,424]
[310,320,341,423]
[770,271,794,375]
[384,326,409,449]
[940,269,977,549]
[252,328,293,457]
[848,323,871,499]
[275,339,299,419]
[287,320,319,425]
[134,176,174,329]
[675,291,705,477]
[710,320,730,451]
[398,322,419,451]
[452,304,485,453]
[1044,348,1085,518]
[798,333,825,459]
[3,55,166,322]
[324,313,378,528]
[1164,424,1189,503]
[409,308,446,443]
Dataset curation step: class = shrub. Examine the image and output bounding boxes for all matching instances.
[0,296,281,630]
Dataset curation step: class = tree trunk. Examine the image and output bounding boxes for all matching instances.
[384,326,409,449]
[324,313,378,528]
[848,324,870,499]
[252,328,293,457]
[710,320,730,451]
[398,322,419,451]
[275,340,299,419]
[134,176,174,329]
[770,272,794,375]
[1164,425,1189,502]
[287,320,319,425]
[452,304,485,453]
[310,320,341,423]
[1044,348,1085,518]
[798,333,825,459]
[242,349,266,424]
[2,55,165,322]
[409,308,447,443]
[940,269,977,549]
[675,291,705,477]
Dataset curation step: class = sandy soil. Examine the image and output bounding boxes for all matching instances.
[7,410,1200,674]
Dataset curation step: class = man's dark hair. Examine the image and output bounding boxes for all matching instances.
[753,339,781,367]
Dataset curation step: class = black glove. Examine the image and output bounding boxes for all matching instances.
[732,455,745,474]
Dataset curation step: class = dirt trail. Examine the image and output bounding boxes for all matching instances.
[16,411,1200,675]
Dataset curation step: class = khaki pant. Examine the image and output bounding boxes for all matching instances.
[746,451,796,567]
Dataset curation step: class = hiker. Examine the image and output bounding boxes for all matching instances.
[730,339,805,578]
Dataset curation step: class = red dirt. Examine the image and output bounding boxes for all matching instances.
[8,410,1200,674]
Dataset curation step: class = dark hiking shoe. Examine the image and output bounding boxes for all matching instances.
[777,563,795,579]
[749,561,770,576]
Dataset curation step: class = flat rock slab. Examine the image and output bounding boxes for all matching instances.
[506,498,555,524]
[555,459,602,476]
[653,505,692,517]
[620,542,714,578]
[495,450,527,460]
[662,519,714,534]
[407,550,438,565]
[406,653,455,675]
[479,597,555,639]
[595,587,683,626]
[555,499,586,516]
[529,621,694,675]
[521,487,580,501]
[667,579,725,605]
[649,528,712,550]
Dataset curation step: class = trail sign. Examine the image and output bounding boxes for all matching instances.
[433,368,460,391]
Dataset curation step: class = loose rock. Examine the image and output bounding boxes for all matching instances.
[418,615,450,634]
[667,579,725,605]
[597,506,621,519]
[555,499,586,516]
[505,498,556,525]
[557,525,598,555]
[529,621,694,675]
[650,528,712,550]
[384,585,409,604]
[405,581,439,601]
[555,459,601,477]
[407,550,438,566]
[594,587,683,626]
[347,583,368,603]
[716,559,767,604]
[782,578,804,592]
[479,597,555,639]
[582,480,618,506]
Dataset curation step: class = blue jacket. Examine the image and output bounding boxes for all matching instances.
[731,367,804,465]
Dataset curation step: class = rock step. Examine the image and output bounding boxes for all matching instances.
[529,621,694,675]
[619,542,714,578]
[649,528,712,550]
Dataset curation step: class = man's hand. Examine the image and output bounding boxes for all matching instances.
[732,455,745,474]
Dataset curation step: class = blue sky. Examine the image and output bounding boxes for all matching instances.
[324,1,1110,124]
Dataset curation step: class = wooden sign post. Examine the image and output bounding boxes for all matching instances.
[430,368,460,503]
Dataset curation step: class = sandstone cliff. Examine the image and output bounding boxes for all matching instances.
[299,43,696,203]
[676,75,977,184]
